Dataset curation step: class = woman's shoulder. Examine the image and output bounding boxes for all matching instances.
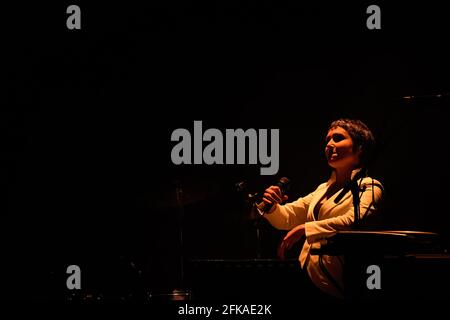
[314,181,329,191]
[360,176,384,190]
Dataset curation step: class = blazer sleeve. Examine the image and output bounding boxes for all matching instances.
[304,178,384,244]
[263,183,325,230]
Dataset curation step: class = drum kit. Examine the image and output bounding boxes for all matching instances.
[147,178,274,300]
[62,174,449,302]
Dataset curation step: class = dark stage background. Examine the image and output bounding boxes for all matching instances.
[3,1,450,300]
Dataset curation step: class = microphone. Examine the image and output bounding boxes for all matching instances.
[256,177,290,214]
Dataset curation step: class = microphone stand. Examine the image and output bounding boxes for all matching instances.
[175,182,185,290]
[253,213,263,259]
[245,192,264,259]
[235,180,266,259]
[333,168,365,299]
[334,168,365,229]
[171,181,192,300]
[350,179,361,228]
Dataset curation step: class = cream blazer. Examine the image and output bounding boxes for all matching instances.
[264,169,383,298]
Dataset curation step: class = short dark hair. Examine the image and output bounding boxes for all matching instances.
[328,119,375,168]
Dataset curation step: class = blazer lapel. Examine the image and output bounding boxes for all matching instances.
[313,168,363,220]
[308,184,329,221]
[320,187,352,216]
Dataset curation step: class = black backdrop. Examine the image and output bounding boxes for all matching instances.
[3,1,450,300]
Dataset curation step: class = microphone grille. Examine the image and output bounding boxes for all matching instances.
[278,177,290,193]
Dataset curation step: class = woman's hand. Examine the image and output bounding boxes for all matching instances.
[277,224,305,260]
[262,186,288,213]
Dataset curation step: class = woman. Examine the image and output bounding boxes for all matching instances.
[260,119,383,298]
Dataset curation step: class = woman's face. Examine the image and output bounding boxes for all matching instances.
[325,127,361,170]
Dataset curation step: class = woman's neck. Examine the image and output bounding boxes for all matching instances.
[334,167,354,187]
